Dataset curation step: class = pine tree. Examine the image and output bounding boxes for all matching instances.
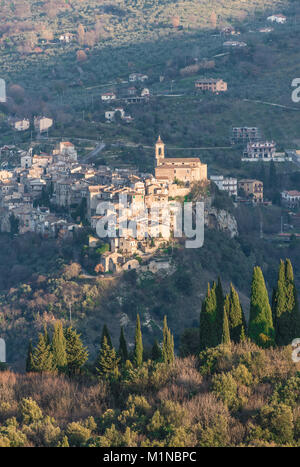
[43,324,50,346]
[96,336,120,380]
[52,321,67,371]
[101,325,112,348]
[199,282,219,350]
[26,340,33,373]
[31,333,55,373]
[227,284,246,343]
[151,339,162,362]
[274,259,300,345]
[240,325,246,343]
[118,327,128,363]
[248,266,274,348]
[133,314,143,367]
[64,327,88,375]
[221,308,231,345]
[162,316,175,365]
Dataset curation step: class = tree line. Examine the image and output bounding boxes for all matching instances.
[26,315,174,379]
[26,258,300,377]
[200,259,300,350]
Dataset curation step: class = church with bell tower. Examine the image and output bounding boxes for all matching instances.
[154,136,207,183]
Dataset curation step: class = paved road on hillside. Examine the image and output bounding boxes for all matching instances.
[82,142,106,163]
[243,98,300,111]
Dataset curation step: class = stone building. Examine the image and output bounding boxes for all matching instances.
[154,136,207,183]
[195,78,227,93]
[243,141,276,161]
[238,179,263,203]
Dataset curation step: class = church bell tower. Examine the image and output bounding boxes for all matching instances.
[155,135,165,166]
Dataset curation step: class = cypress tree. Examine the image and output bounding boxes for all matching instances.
[133,314,143,367]
[271,287,276,318]
[64,327,88,375]
[286,260,300,336]
[269,160,278,190]
[118,327,128,363]
[162,316,175,364]
[162,316,168,363]
[248,266,274,348]
[31,333,55,373]
[52,321,67,371]
[273,260,287,344]
[96,336,120,380]
[216,277,225,341]
[101,325,112,348]
[221,308,231,345]
[228,284,246,343]
[26,339,33,373]
[274,259,300,345]
[151,339,162,362]
[199,282,219,350]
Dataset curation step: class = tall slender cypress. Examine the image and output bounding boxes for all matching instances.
[133,314,143,367]
[52,321,67,371]
[200,282,219,350]
[286,259,300,336]
[248,266,274,348]
[227,284,246,343]
[274,259,300,345]
[216,277,225,341]
[221,308,231,345]
[162,316,175,364]
[118,327,128,363]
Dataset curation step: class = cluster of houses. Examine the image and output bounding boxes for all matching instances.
[1,126,299,273]
[210,175,264,204]
[210,176,300,207]
[267,14,287,24]
[0,136,209,273]
[281,190,300,208]
[242,141,292,163]
[230,127,292,163]
[101,73,150,106]
[8,116,53,133]
[104,108,133,124]
[0,141,83,237]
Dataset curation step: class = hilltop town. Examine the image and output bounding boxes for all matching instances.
[1,109,300,277]
[0,0,300,450]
